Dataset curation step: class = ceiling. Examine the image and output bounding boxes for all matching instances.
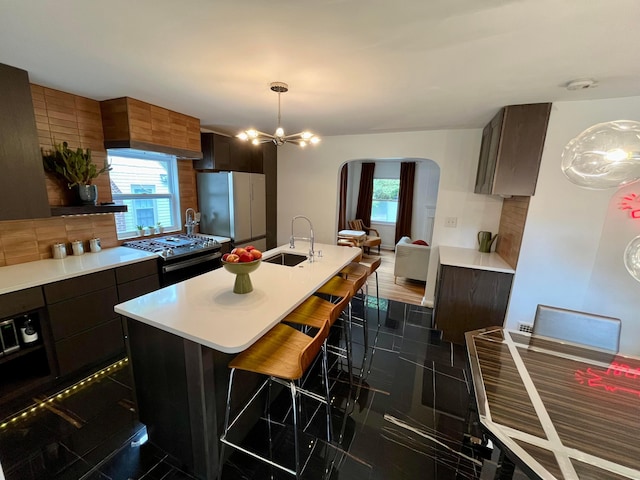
[2,0,640,139]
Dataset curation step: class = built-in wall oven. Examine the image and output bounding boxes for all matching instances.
[123,234,222,286]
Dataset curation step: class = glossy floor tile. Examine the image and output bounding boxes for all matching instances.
[0,297,495,480]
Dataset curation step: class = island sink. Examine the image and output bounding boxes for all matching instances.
[263,252,308,266]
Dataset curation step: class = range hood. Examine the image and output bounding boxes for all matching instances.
[100,97,203,159]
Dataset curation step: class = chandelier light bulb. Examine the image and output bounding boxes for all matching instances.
[310,136,320,144]
[247,129,259,139]
[275,127,284,138]
[237,132,248,141]
[561,120,640,189]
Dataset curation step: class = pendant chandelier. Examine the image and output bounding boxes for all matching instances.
[237,82,320,147]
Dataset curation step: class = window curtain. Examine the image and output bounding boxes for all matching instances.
[395,162,416,243]
[355,162,375,225]
[338,163,349,231]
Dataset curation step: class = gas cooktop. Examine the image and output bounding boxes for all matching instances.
[123,234,220,258]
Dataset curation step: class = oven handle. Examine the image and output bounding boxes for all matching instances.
[162,251,222,274]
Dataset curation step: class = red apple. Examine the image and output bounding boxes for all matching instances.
[222,253,230,261]
[245,245,255,252]
[239,252,254,263]
[250,249,262,260]
[231,247,247,256]
[225,253,240,263]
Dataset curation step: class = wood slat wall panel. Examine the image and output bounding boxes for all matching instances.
[496,195,529,269]
[0,85,119,266]
[0,87,203,266]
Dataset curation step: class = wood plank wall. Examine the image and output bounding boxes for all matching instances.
[0,86,201,267]
[495,195,530,269]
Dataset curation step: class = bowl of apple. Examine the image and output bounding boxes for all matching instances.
[221,246,263,294]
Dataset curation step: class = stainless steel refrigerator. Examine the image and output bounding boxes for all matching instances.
[197,172,267,250]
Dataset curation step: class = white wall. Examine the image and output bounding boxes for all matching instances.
[505,97,640,355]
[277,129,503,303]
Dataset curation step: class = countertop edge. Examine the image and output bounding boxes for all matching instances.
[439,246,515,274]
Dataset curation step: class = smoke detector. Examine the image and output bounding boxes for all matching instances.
[566,79,598,91]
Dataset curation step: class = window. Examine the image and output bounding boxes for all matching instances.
[371,178,400,223]
[108,150,181,238]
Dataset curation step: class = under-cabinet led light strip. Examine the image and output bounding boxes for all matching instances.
[0,358,128,429]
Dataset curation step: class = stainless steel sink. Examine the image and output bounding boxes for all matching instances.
[263,252,308,267]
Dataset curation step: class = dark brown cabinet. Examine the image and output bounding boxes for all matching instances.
[44,270,122,376]
[433,264,513,344]
[43,259,160,377]
[115,258,160,302]
[475,103,551,196]
[0,63,50,220]
[195,132,264,173]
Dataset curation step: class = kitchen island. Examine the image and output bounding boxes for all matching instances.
[114,241,360,480]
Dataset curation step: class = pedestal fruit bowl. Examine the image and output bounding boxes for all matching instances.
[222,259,261,294]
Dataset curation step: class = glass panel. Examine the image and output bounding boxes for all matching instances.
[372,178,399,223]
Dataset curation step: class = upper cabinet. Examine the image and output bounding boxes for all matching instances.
[194,132,264,173]
[475,103,551,196]
[100,97,202,159]
[0,64,51,220]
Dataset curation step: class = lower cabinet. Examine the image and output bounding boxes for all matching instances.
[44,258,160,379]
[0,258,160,410]
[433,264,514,344]
[44,270,122,376]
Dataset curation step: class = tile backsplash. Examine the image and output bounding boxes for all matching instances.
[0,216,119,266]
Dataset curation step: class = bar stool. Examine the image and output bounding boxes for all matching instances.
[219,317,332,478]
[318,266,369,378]
[283,292,352,389]
[358,254,381,327]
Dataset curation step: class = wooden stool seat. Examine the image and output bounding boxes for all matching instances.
[229,321,327,380]
[339,262,368,282]
[317,275,358,298]
[285,293,351,330]
[359,254,381,276]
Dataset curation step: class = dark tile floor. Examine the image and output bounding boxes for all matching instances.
[0,296,498,480]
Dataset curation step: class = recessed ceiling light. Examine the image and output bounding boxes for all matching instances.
[565,79,598,91]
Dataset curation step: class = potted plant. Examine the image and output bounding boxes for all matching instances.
[157,222,164,234]
[136,225,145,236]
[42,141,111,205]
[148,225,156,235]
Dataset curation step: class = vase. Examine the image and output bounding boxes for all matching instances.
[75,184,98,205]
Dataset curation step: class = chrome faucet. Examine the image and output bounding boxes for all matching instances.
[185,208,198,236]
[290,215,315,262]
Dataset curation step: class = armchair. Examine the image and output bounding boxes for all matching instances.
[394,236,430,283]
[348,219,381,253]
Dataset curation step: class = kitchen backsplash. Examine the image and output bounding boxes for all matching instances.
[0,85,199,267]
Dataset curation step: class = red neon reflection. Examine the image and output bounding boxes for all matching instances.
[618,193,640,219]
[575,362,640,397]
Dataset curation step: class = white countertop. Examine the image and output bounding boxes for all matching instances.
[0,247,158,295]
[439,246,515,274]
[115,242,361,354]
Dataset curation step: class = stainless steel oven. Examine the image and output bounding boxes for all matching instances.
[123,234,222,286]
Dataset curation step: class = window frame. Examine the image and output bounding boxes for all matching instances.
[107,149,182,239]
